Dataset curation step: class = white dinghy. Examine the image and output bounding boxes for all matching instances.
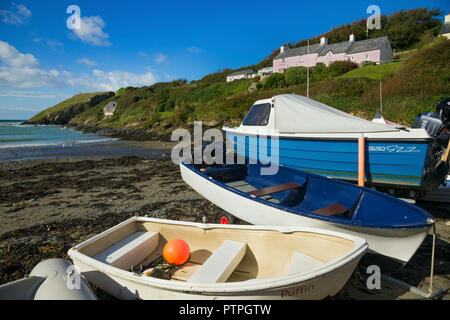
[68,217,367,300]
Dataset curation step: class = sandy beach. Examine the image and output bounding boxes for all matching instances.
[0,143,448,300]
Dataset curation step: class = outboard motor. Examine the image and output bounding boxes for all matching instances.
[436,97,450,129]
[412,98,450,146]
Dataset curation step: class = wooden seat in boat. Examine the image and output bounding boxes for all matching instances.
[94,231,159,270]
[247,182,302,198]
[288,251,324,275]
[188,240,246,284]
[312,203,349,217]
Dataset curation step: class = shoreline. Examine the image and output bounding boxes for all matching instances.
[0,138,179,163]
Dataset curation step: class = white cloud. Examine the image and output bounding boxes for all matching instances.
[46,40,64,53]
[68,69,159,91]
[0,90,67,99]
[33,38,42,43]
[76,58,97,66]
[187,46,202,54]
[154,53,167,64]
[0,40,63,88]
[138,51,147,57]
[0,41,158,94]
[0,2,31,24]
[73,16,111,46]
[46,40,64,49]
[0,40,39,68]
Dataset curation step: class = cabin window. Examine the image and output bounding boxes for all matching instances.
[242,103,271,126]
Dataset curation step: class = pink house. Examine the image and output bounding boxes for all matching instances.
[273,35,393,73]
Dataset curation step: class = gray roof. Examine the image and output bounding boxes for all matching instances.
[440,22,450,35]
[275,36,390,59]
[104,101,117,112]
[318,41,352,57]
[346,36,390,54]
[228,69,256,77]
[274,43,322,59]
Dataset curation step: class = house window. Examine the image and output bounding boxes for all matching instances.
[299,55,304,62]
[365,54,369,61]
[327,51,332,59]
[282,58,285,64]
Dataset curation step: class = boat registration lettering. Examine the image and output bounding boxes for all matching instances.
[280,284,314,298]
[368,145,420,153]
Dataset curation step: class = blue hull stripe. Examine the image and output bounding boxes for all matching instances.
[227,134,428,187]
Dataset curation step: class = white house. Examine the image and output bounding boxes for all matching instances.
[226,69,257,82]
[439,13,450,39]
[258,67,273,77]
[103,101,117,117]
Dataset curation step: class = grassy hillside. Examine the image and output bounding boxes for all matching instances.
[27,91,114,125]
[337,61,405,80]
[69,78,254,129]
[361,38,450,104]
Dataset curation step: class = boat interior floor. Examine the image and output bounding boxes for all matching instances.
[225,179,350,218]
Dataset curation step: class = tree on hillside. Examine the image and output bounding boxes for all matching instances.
[292,7,442,51]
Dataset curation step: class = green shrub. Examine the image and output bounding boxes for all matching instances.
[263,73,286,89]
[173,103,196,124]
[327,61,359,77]
[285,67,308,86]
[115,87,126,97]
[311,63,328,82]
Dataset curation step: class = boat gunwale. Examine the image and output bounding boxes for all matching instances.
[222,128,435,143]
[68,216,368,294]
[181,163,434,230]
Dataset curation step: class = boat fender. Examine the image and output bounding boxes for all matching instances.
[29,258,97,300]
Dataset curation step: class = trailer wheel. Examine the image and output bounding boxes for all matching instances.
[219,213,235,225]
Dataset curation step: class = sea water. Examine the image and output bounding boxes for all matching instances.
[0,120,115,149]
[0,120,169,162]
[0,120,123,162]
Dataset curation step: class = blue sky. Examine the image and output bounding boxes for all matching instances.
[0,0,449,119]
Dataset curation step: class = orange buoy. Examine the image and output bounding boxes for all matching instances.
[162,239,190,265]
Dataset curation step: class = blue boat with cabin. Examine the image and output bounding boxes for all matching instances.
[222,94,449,198]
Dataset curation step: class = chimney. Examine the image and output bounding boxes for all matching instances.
[349,33,355,42]
[445,13,450,24]
[280,45,285,53]
[320,36,328,46]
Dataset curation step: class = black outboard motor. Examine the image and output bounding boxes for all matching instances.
[412,97,450,146]
[436,97,450,128]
